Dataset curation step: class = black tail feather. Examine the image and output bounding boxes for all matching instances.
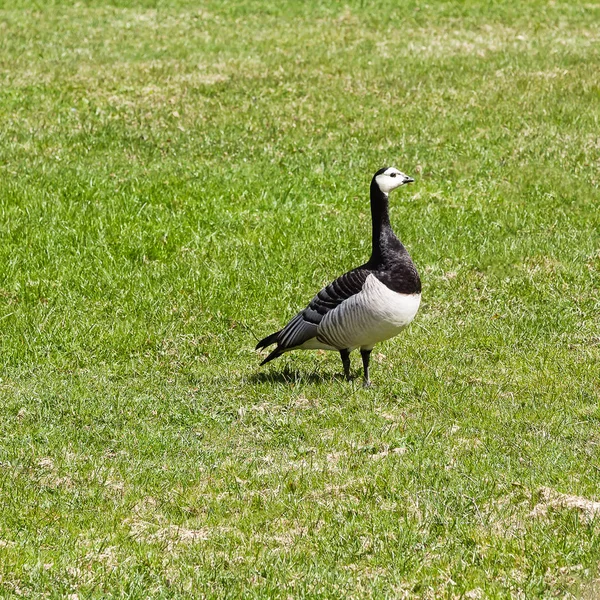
[255,330,280,351]
[256,330,285,366]
[260,347,284,366]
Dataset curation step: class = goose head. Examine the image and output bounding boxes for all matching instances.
[374,167,414,195]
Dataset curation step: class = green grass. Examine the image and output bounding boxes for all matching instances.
[1,0,600,597]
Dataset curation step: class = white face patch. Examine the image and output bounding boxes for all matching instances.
[375,167,414,194]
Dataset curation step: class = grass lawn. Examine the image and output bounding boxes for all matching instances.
[1,0,600,597]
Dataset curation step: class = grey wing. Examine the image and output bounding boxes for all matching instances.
[274,267,370,351]
[275,312,320,350]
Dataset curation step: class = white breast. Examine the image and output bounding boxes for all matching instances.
[317,274,421,350]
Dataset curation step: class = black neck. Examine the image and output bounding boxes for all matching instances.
[369,178,393,264]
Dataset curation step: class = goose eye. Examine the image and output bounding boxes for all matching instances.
[390,173,397,178]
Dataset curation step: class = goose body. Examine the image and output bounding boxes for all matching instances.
[256,167,421,385]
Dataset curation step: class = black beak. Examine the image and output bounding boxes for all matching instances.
[404,176,415,184]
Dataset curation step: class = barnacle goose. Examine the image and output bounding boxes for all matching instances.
[256,167,421,386]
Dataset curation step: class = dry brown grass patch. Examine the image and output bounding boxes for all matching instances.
[530,487,600,523]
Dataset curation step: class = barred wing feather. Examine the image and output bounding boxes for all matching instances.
[276,268,370,350]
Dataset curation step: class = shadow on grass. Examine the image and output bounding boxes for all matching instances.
[248,366,354,385]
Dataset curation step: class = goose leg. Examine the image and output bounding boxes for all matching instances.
[360,349,372,387]
[339,349,351,381]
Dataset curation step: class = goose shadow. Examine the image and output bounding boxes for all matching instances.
[248,366,356,385]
